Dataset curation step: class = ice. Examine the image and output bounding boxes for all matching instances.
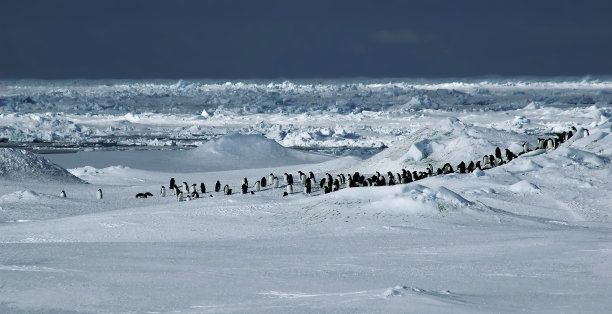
[0,78,611,313]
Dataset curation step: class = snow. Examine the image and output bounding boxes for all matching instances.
[0,78,611,313]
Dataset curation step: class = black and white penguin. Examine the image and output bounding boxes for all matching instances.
[273,176,279,188]
[136,192,148,198]
[495,147,502,160]
[505,149,517,162]
[254,180,261,192]
[173,186,181,197]
[304,179,311,194]
[333,179,340,191]
[457,161,466,173]
[319,177,327,189]
[537,138,546,149]
[287,174,294,186]
[309,171,315,182]
[242,177,248,188]
[268,173,275,186]
[170,178,176,190]
[191,191,199,199]
[97,188,103,199]
[427,164,434,176]
[443,163,454,174]
[241,183,248,194]
[224,184,231,195]
[177,192,184,202]
[584,128,590,137]
[191,184,197,194]
[283,173,289,184]
[215,180,221,192]
[522,141,530,154]
[546,138,555,150]
[200,182,206,194]
[467,161,475,173]
[482,155,491,169]
[60,190,66,198]
[346,176,353,188]
[489,155,498,167]
[475,161,482,170]
[261,177,267,188]
[161,185,167,197]
[183,182,189,194]
[286,184,293,195]
[298,171,306,184]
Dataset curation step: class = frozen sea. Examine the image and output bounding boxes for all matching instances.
[1,78,611,313]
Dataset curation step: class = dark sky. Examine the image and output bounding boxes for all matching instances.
[1,0,611,79]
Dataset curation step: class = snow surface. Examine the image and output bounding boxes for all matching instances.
[1,78,612,313]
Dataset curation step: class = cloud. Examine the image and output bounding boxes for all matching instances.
[370,29,420,45]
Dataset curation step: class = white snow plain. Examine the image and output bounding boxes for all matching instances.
[0,78,611,313]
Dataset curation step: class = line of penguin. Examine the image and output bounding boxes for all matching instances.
[59,126,588,201]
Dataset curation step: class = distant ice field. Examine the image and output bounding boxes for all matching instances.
[1,77,611,152]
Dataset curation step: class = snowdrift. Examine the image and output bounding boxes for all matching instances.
[0,148,86,183]
[184,133,333,171]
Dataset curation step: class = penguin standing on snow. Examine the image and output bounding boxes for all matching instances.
[177,192,184,202]
[254,180,261,192]
[224,184,231,195]
[457,161,466,173]
[268,173,275,186]
[273,176,279,188]
[304,179,311,194]
[286,184,293,195]
[60,190,66,198]
[169,178,176,190]
[260,177,267,188]
[191,184,197,194]
[215,180,221,192]
[161,185,167,197]
[522,141,530,154]
[97,188,103,199]
[200,182,206,194]
[183,182,190,194]
[241,183,248,194]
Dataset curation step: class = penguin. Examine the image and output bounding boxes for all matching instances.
[200,182,206,194]
[482,155,491,169]
[489,155,497,167]
[183,182,189,194]
[254,180,261,192]
[457,161,466,173]
[268,173,275,186]
[309,171,315,182]
[522,141,530,154]
[191,184,197,194]
[177,192,184,202]
[96,188,103,199]
[286,184,293,195]
[546,138,555,150]
[173,186,181,197]
[346,176,353,188]
[467,161,475,173]
[324,186,331,194]
[191,191,199,198]
[333,179,340,191]
[136,192,148,198]
[320,177,327,189]
[298,171,306,184]
[505,149,516,162]
[495,147,502,160]
[215,180,221,192]
[241,183,248,194]
[443,163,454,174]
[60,190,66,198]
[287,174,294,185]
[427,164,434,176]
[537,138,546,149]
[145,192,153,197]
[273,176,279,188]
[475,161,482,170]
[567,130,574,140]
[584,128,590,136]
[283,173,289,184]
[304,179,311,194]
[170,178,176,190]
[161,185,167,197]
[261,177,267,188]
[242,177,248,188]
[224,184,230,195]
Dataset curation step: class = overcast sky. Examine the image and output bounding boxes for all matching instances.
[1,0,611,79]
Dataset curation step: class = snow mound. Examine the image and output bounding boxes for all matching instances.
[0,190,41,202]
[552,147,607,166]
[508,180,540,193]
[185,133,332,171]
[0,148,86,183]
[334,184,472,214]
[506,159,542,173]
